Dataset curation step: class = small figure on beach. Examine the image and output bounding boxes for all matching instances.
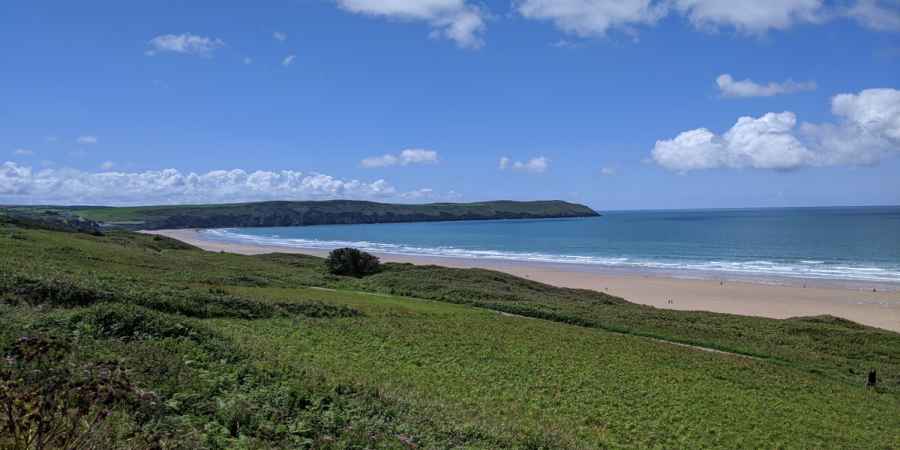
[872,288,877,293]
[867,369,877,388]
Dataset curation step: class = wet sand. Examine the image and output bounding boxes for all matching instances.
[144,228,900,332]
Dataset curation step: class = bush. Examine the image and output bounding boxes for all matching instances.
[324,248,380,278]
[0,336,152,450]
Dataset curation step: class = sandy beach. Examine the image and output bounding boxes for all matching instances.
[145,229,900,333]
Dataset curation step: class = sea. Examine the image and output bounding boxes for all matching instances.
[201,206,900,287]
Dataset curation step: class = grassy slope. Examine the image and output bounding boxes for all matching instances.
[44,200,599,229]
[1,222,899,448]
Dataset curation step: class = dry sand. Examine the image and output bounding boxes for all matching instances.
[145,229,900,332]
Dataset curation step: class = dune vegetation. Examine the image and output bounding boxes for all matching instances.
[1,217,898,448]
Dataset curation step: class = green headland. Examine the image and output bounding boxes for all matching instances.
[2,199,600,231]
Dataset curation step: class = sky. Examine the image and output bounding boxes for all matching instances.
[1,0,899,210]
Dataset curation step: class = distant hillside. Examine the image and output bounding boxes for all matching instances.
[25,200,599,230]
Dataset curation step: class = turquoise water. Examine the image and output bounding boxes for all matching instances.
[203,206,900,285]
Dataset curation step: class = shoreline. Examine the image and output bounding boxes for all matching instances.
[144,228,900,332]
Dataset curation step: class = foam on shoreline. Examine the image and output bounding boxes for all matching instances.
[201,228,900,286]
[143,228,900,333]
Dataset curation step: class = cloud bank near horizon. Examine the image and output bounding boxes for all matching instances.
[0,164,453,206]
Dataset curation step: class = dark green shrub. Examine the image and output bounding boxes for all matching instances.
[66,304,210,341]
[0,274,112,307]
[0,336,151,450]
[273,301,361,318]
[324,248,380,278]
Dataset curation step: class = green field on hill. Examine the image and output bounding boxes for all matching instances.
[1,219,898,448]
[2,199,599,231]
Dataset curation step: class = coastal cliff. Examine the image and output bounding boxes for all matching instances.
[62,200,600,230]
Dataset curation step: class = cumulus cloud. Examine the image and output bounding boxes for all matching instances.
[145,33,225,57]
[100,161,116,170]
[499,156,550,173]
[334,0,486,49]
[76,136,98,145]
[0,164,402,205]
[515,0,668,37]
[652,88,900,172]
[716,74,816,98]
[273,31,288,41]
[599,166,617,176]
[361,149,439,168]
[13,149,34,156]
[282,54,296,67]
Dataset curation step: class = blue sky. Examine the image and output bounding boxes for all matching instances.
[1,0,899,209]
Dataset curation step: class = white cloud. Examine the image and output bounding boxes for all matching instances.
[716,74,816,98]
[362,154,399,168]
[243,57,253,65]
[100,161,116,170]
[801,88,900,165]
[652,88,900,172]
[399,187,463,202]
[600,166,617,176]
[13,148,34,156]
[515,0,668,37]
[76,136,98,145]
[145,33,225,57]
[400,188,435,199]
[673,0,824,34]
[0,164,402,205]
[516,0,900,37]
[273,31,288,41]
[848,0,900,31]
[499,156,550,173]
[361,148,439,168]
[334,0,486,49]
[282,54,296,67]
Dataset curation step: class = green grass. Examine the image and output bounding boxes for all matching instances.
[216,288,900,448]
[1,219,899,448]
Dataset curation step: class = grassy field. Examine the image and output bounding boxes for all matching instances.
[1,219,899,448]
[2,199,598,230]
